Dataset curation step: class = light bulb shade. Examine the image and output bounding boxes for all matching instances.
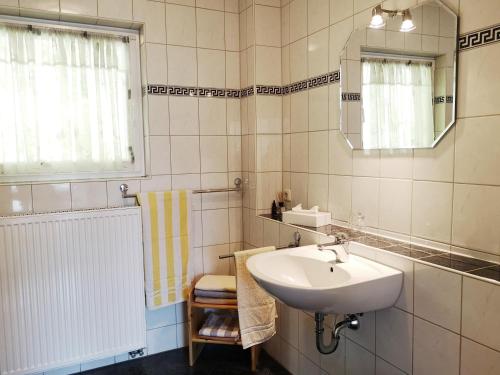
[400,9,416,32]
[370,5,385,28]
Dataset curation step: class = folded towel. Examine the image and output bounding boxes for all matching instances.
[194,289,237,299]
[195,275,236,292]
[235,247,277,349]
[198,313,240,339]
[138,191,193,309]
[195,297,238,305]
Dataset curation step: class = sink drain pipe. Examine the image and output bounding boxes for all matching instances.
[315,313,361,354]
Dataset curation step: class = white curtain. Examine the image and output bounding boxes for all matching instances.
[0,24,132,177]
[361,59,434,149]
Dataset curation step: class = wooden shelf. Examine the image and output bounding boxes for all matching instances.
[191,301,238,310]
[191,333,242,346]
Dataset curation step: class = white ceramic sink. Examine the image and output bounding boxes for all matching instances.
[246,245,403,314]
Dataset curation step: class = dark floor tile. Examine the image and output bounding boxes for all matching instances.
[81,347,289,375]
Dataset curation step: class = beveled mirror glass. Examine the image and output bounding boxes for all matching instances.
[339,0,457,149]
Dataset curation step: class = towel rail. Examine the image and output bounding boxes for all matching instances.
[119,177,242,199]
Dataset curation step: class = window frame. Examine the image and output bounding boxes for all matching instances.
[0,15,145,184]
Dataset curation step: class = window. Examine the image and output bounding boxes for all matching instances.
[0,17,144,182]
[361,57,434,149]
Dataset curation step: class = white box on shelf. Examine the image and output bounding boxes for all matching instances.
[282,210,331,227]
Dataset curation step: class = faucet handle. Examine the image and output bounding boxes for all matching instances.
[334,232,349,244]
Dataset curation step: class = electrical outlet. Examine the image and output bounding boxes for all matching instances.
[284,189,292,202]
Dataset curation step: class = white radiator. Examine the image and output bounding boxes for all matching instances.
[0,207,146,375]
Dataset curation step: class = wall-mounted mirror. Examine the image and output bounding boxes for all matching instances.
[339,0,457,149]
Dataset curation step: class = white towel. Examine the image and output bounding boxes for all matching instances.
[234,246,277,349]
[138,191,193,309]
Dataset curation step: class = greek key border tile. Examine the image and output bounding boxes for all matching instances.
[434,96,454,104]
[459,23,500,51]
[341,92,361,101]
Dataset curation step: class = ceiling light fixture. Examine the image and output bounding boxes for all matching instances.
[369,5,386,29]
[369,5,416,32]
[400,9,416,32]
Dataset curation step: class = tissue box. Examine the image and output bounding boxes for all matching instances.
[282,210,331,227]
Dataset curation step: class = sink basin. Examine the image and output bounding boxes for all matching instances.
[246,245,403,314]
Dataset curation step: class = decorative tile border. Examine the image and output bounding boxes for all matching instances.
[261,214,500,284]
[433,95,454,104]
[341,92,361,101]
[459,23,500,51]
[147,84,244,98]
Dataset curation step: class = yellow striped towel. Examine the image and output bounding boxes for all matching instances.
[138,190,193,309]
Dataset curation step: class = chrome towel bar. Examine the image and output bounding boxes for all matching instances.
[120,177,242,199]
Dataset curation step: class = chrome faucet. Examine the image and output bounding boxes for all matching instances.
[318,232,350,263]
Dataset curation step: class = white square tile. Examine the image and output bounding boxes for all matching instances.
[140,175,172,192]
[459,0,500,33]
[0,185,32,216]
[146,43,168,84]
[256,172,282,210]
[148,95,170,136]
[299,354,322,375]
[375,357,405,375]
[60,0,96,15]
[107,180,139,208]
[352,149,380,177]
[320,335,345,375]
[255,5,281,47]
[280,338,299,374]
[413,317,460,375]
[197,48,225,88]
[196,8,225,49]
[307,174,328,211]
[378,179,412,235]
[460,337,500,375]
[20,0,59,12]
[462,276,500,351]
[290,91,308,133]
[308,86,329,131]
[199,98,227,135]
[351,177,379,228]
[290,0,307,42]
[281,4,290,47]
[257,135,282,172]
[330,131,353,175]
[308,0,329,34]
[227,136,241,172]
[166,4,196,47]
[308,29,329,77]
[256,46,281,85]
[290,38,308,82]
[330,0,352,25]
[170,136,200,174]
[345,310,375,352]
[167,46,197,86]
[330,175,352,222]
[298,312,320,365]
[226,52,240,89]
[290,132,308,173]
[169,96,199,135]
[227,100,241,135]
[32,183,71,213]
[196,0,224,10]
[379,150,413,179]
[149,136,171,175]
[346,339,375,375]
[225,12,240,51]
[203,243,231,274]
[200,136,228,172]
[202,208,229,245]
[414,263,462,332]
[262,219,280,247]
[375,308,413,374]
[256,96,282,134]
[146,325,177,355]
[146,305,177,329]
[80,357,114,372]
[71,182,107,210]
[290,172,308,207]
[413,127,454,182]
[308,131,329,174]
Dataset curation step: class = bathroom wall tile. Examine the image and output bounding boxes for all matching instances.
[460,337,500,375]
[462,276,500,351]
[106,180,139,208]
[378,179,412,235]
[227,100,241,135]
[32,183,71,213]
[454,116,500,185]
[330,0,353,25]
[411,181,453,243]
[197,0,224,11]
[98,0,132,20]
[141,175,173,193]
[146,44,168,84]
[70,182,107,210]
[282,45,290,85]
[176,322,188,348]
[458,44,500,118]
[375,251,413,312]
[308,0,329,34]
[146,325,178,355]
[280,338,299,374]
[201,174,228,209]
[44,364,81,375]
[298,312,320,365]
[330,131,353,175]
[60,0,96,15]
[229,207,242,243]
[169,96,199,135]
[346,339,375,375]
[148,95,170,136]
[414,263,461,332]
[257,135,282,172]
[459,0,500,33]
[171,136,200,174]
[413,127,454,182]
[167,46,197,86]
[137,1,166,44]
[146,305,177,329]
[256,0,280,6]
[255,5,280,47]
[0,185,32,216]
[375,357,405,375]
[290,172,308,208]
[452,184,500,256]
[375,308,413,374]
[346,311,375,352]
[330,175,351,222]
[351,177,379,228]
[282,94,291,133]
[225,12,240,51]
[290,132,309,173]
[200,136,228,173]
[196,8,225,49]
[166,4,196,47]
[290,91,308,133]
[80,357,115,372]
[202,208,229,245]
[19,0,58,12]
[149,136,171,175]
[289,0,307,42]
[199,98,226,135]
[290,38,308,82]
[228,136,241,172]
[320,335,345,375]
[256,46,281,85]
[308,29,329,77]
[352,150,380,177]
[329,17,353,71]
[307,174,328,211]
[246,6,255,47]
[256,172,281,210]
[299,354,322,375]
[262,219,280,247]
[226,52,240,89]
[413,317,460,375]
[308,131,329,174]
[281,4,290,47]
[197,48,225,88]
[308,86,329,131]
[203,243,231,274]
[256,96,282,134]
[379,150,413,179]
